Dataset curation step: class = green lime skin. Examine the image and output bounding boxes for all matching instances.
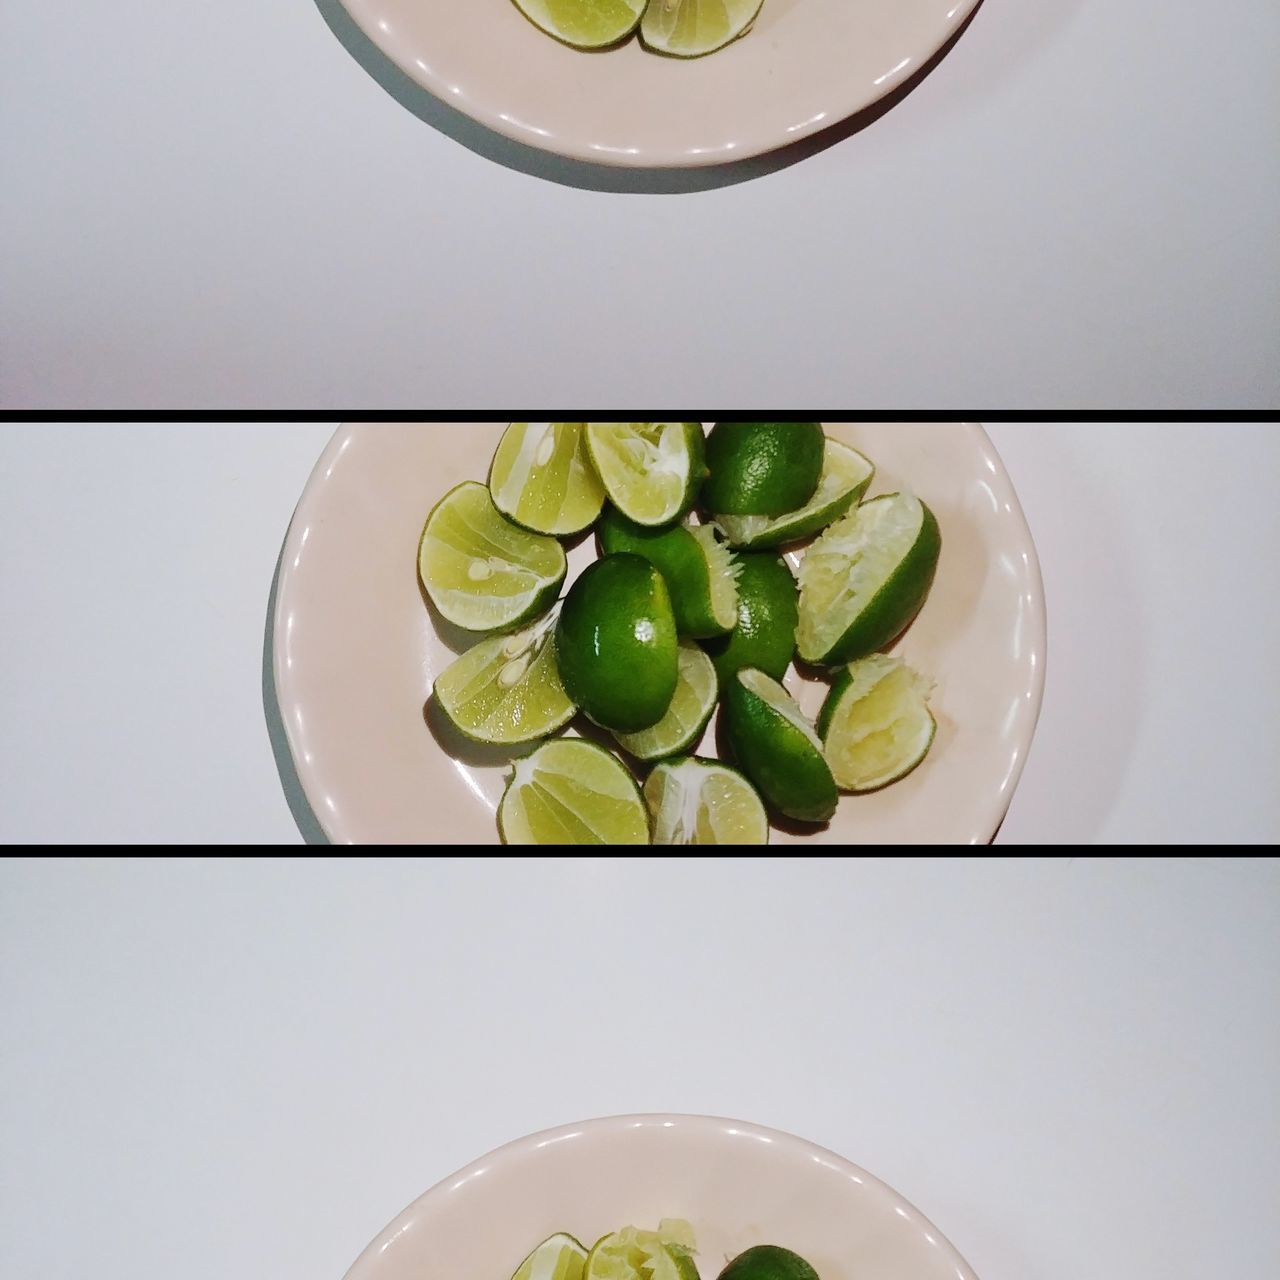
[721,676,838,825]
[555,554,679,733]
[826,501,942,665]
[703,422,826,517]
[702,552,798,688]
[717,1248,821,1280]
[681,424,710,512]
[815,664,855,741]
[597,507,731,640]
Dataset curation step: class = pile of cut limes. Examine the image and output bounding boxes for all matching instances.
[511,1221,819,1280]
[512,0,765,59]
[420,422,942,845]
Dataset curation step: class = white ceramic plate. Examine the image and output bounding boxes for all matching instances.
[335,0,982,167]
[273,422,1045,845]
[343,1115,979,1280]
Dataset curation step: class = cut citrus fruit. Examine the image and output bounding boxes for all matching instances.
[721,668,838,824]
[555,554,679,732]
[499,739,650,845]
[419,481,567,633]
[702,422,825,517]
[654,1223,696,1252]
[585,1229,700,1280]
[644,757,770,844]
[598,509,739,639]
[585,423,707,526]
[512,0,645,50]
[797,492,942,665]
[640,0,766,58]
[511,1236,589,1280]
[433,607,576,745]
[702,551,797,687]
[714,439,875,550]
[614,643,718,761]
[490,423,608,536]
[818,654,937,792]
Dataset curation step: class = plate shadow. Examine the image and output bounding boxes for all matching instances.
[262,537,331,845]
[312,0,984,194]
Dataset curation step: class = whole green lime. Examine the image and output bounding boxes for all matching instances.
[702,552,798,688]
[717,1249,821,1280]
[703,422,826,517]
[717,1249,820,1280]
[555,554,679,732]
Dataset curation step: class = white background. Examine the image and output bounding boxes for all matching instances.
[1,2,1278,409]
[0,422,1277,845]
[1,858,1277,1280]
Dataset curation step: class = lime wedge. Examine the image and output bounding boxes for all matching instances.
[655,1223,696,1252]
[614,643,718,761]
[490,423,608,537]
[512,1236,589,1280]
[419,481,567,633]
[715,440,875,550]
[512,0,645,50]
[644,757,769,844]
[796,492,942,666]
[586,1229,700,1280]
[818,654,937,792]
[586,423,707,527]
[433,607,576,745]
[499,739,651,845]
[721,668,838,824]
[599,508,740,639]
[640,0,766,57]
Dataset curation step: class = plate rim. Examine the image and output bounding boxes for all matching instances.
[332,0,983,168]
[272,421,1047,845]
[341,1112,981,1280]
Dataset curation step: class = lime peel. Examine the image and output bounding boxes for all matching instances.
[714,440,875,550]
[722,667,838,825]
[819,654,938,792]
[797,491,941,665]
[613,643,718,761]
[691,523,742,631]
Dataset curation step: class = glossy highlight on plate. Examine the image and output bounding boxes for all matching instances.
[334,0,983,167]
[339,1115,984,1280]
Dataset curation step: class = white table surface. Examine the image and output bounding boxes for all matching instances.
[2,3,1278,409]
[1,858,1277,1280]
[1,421,1277,846]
